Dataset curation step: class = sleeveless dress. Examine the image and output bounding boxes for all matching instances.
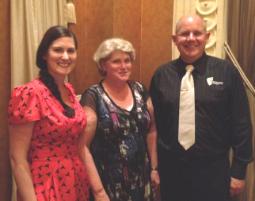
[80,81,153,201]
[8,79,89,201]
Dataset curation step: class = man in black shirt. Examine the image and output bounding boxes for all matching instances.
[150,14,252,201]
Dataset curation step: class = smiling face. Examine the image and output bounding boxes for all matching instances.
[172,15,210,64]
[44,36,77,79]
[102,50,132,83]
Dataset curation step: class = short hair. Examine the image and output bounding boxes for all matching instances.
[93,38,135,76]
[175,15,207,34]
[36,25,78,69]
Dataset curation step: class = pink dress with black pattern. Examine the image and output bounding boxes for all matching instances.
[8,79,89,201]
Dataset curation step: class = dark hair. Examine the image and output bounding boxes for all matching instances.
[36,25,78,118]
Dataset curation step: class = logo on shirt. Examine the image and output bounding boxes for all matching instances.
[206,77,224,86]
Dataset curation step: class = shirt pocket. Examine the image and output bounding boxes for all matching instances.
[204,84,228,107]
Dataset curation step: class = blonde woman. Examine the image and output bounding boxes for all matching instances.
[80,38,160,201]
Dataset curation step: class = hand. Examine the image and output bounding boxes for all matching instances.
[94,189,110,201]
[150,170,160,189]
[230,177,245,197]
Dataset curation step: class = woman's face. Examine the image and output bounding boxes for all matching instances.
[102,50,132,82]
[44,36,77,79]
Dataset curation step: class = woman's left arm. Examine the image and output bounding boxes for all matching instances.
[146,97,160,188]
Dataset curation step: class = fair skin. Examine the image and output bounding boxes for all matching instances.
[101,50,133,107]
[146,98,160,188]
[9,123,37,201]
[45,36,77,100]
[79,131,110,201]
[80,108,110,201]
[49,37,110,201]
[45,37,77,80]
[9,37,77,201]
[172,15,245,197]
[83,50,160,199]
[9,36,86,201]
[172,15,210,64]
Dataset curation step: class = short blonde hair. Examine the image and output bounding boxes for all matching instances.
[93,38,136,76]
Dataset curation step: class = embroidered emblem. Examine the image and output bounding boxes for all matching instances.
[207,77,223,86]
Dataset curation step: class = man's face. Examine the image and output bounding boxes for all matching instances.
[172,16,210,63]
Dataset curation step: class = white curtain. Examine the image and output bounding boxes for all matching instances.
[10,1,76,200]
[10,0,76,88]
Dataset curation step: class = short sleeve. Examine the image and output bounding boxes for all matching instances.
[8,84,42,124]
[80,86,98,112]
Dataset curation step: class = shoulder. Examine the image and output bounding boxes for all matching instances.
[80,83,101,107]
[205,55,241,84]
[13,79,41,90]
[8,79,44,124]
[129,80,147,92]
[129,80,149,101]
[151,60,178,83]
[150,60,178,92]
[206,55,236,71]
[154,60,176,74]
[129,80,143,88]
[82,83,101,96]
[206,55,240,78]
[10,79,45,99]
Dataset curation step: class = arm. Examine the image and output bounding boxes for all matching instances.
[229,67,252,197]
[146,98,160,188]
[79,106,109,201]
[9,122,37,201]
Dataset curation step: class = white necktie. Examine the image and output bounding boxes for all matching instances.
[178,65,195,150]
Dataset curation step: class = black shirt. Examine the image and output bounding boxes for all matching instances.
[150,53,252,179]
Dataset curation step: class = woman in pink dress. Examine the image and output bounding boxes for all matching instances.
[8,26,107,201]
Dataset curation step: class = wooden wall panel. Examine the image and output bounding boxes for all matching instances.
[0,0,12,201]
[70,0,114,94]
[71,0,174,92]
[113,0,142,82]
[141,0,174,87]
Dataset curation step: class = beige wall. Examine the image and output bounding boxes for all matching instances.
[70,0,174,93]
[0,0,12,201]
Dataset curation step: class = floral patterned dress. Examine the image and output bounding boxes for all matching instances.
[80,80,153,201]
[8,79,90,201]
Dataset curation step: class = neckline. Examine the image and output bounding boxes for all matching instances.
[38,79,75,110]
[174,53,208,75]
[99,80,135,113]
[62,83,75,108]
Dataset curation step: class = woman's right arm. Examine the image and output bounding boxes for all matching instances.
[9,122,37,201]
[79,106,110,201]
